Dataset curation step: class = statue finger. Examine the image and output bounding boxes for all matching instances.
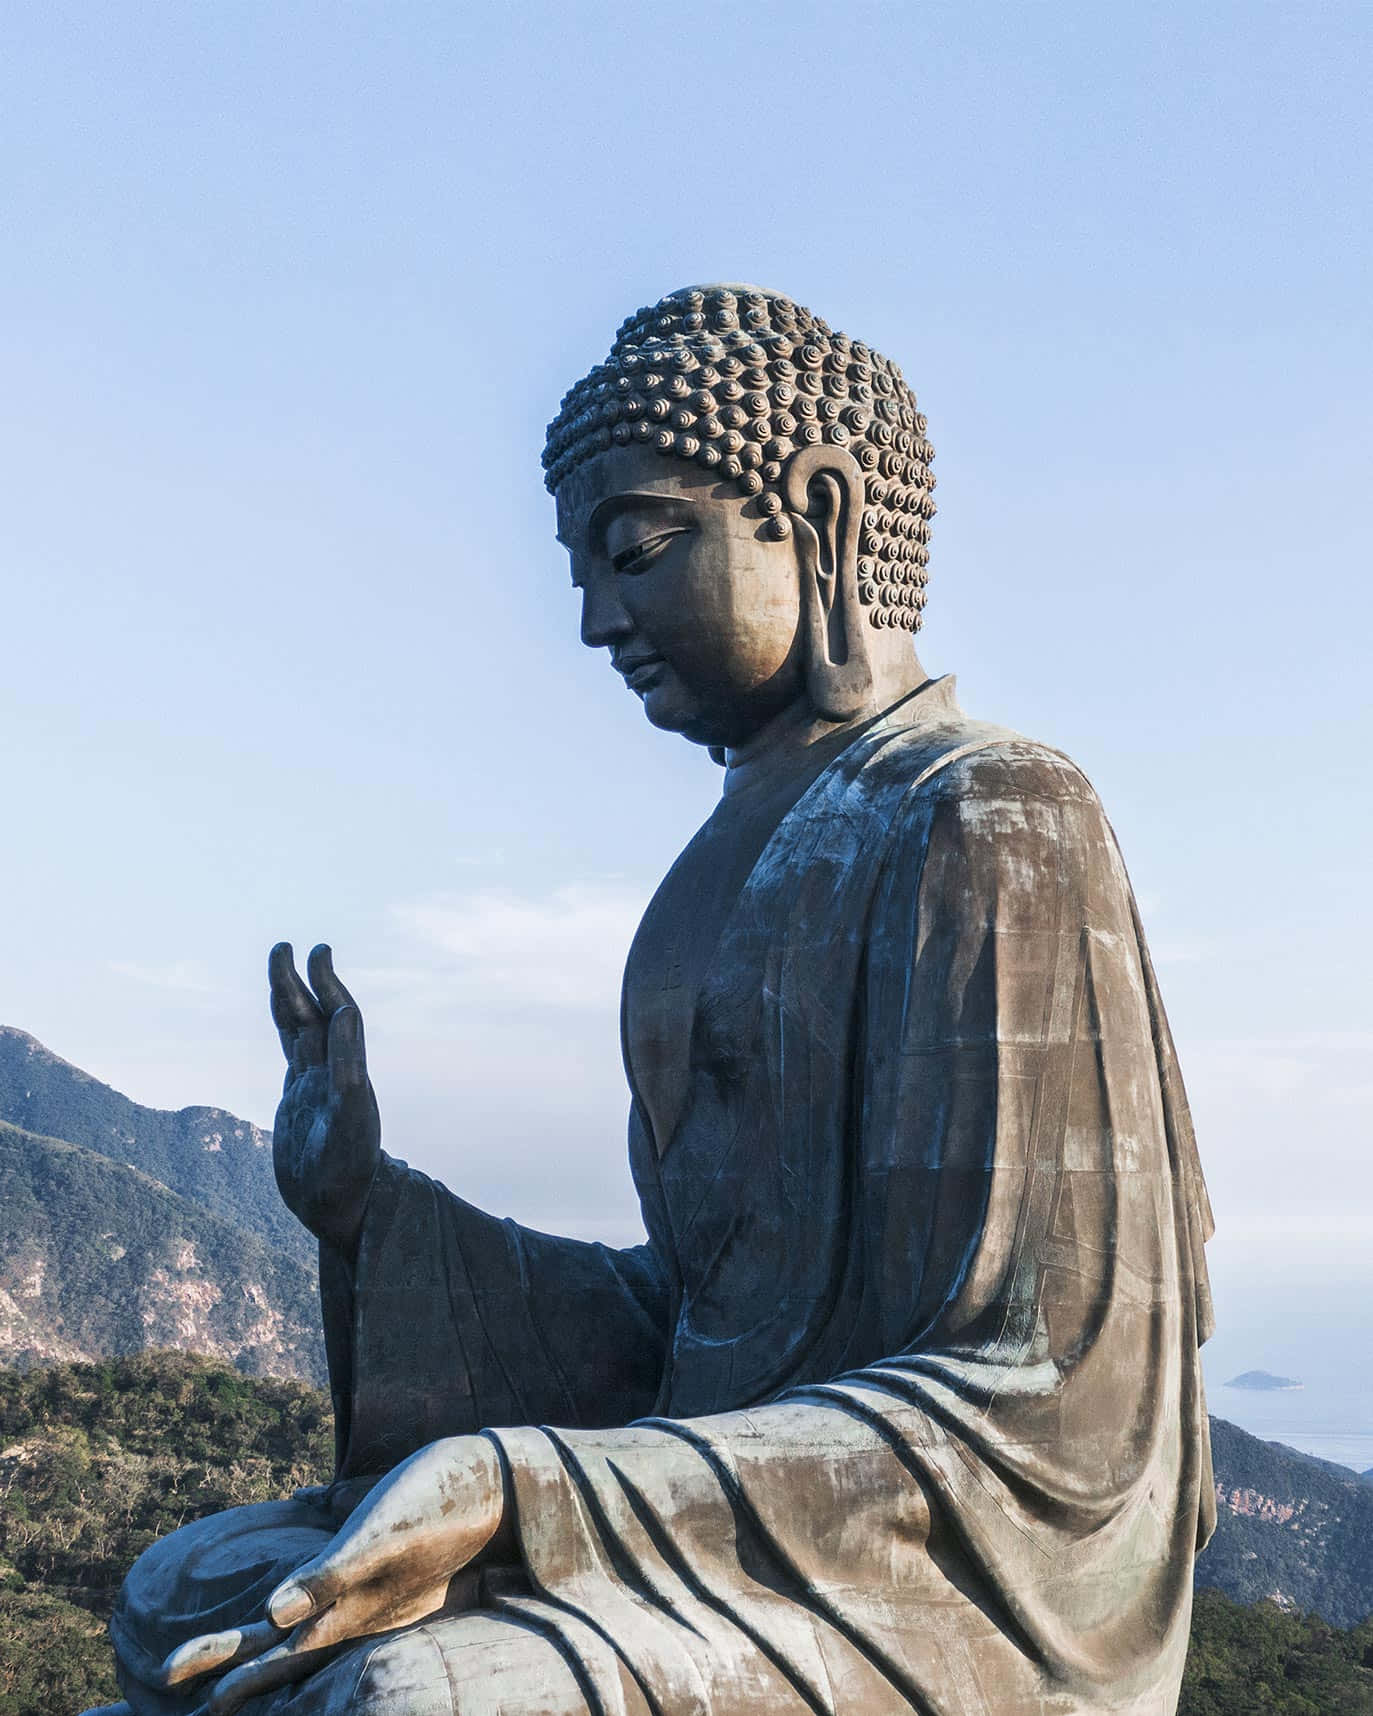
[288,1576,451,1654]
[204,1638,342,1716]
[160,1620,282,1688]
[326,1003,369,1096]
[267,1459,435,1632]
[269,942,326,1070]
[285,1585,386,1651]
[307,943,359,1019]
[266,1552,351,1630]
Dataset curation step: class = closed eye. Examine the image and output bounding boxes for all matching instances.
[612,527,691,575]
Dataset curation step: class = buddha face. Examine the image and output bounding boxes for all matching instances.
[555,444,807,749]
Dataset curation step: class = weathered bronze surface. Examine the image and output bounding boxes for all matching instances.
[99,285,1215,1716]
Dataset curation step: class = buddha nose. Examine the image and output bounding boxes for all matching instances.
[579,573,634,651]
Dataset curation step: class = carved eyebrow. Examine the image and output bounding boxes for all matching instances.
[586,491,697,556]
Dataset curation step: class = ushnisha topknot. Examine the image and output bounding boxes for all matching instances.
[543,284,935,631]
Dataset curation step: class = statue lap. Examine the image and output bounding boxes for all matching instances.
[248,1614,586,1716]
[114,1504,587,1716]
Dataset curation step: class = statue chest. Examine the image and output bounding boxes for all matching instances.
[622,804,772,1158]
[621,746,844,1158]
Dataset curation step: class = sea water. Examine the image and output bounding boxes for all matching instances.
[1205,1369,1373,1473]
[1201,1287,1373,1474]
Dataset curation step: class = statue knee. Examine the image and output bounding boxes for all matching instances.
[350,1628,455,1716]
[350,1617,590,1716]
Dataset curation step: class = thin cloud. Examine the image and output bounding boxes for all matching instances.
[1187,1031,1373,1103]
[108,960,217,996]
[388,882,649,1012]
[1149,937,1213,966]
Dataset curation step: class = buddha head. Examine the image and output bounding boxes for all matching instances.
[547,285,935,753]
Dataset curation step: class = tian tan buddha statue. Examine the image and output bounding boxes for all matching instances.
[94,285,1216,1716]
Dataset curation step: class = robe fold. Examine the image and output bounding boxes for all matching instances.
[112,679,1214,1716]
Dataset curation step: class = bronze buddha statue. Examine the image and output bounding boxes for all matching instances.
[96,284,1214,1716]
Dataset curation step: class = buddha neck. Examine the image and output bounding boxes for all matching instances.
[721,649,932,801]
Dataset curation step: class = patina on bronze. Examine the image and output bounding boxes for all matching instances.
[98,285,1215,1716]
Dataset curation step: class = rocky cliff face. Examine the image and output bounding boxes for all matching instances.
[0,1120,325,1383]
[0,1029,326,1385]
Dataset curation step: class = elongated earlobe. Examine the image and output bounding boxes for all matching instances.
[782,446,873,721]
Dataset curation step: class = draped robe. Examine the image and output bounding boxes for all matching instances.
[112,678,1214,1716]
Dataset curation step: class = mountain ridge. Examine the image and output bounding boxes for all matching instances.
[0,1026,309,1269]
[0,1119,324,1384]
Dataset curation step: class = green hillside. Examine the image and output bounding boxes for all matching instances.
[0,1355,332,1714]
[1182,1589,1373,1713]
[0,1121,325,1384]
[2,1358,1372,1716]
[1199,1415,1373,1628]
[0,1026,309,1268]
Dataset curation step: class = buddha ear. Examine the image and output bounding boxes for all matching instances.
[782,444,874,721]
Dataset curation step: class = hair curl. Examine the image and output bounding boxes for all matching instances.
[543,284,935,630]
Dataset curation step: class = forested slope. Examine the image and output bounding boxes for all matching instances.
[1199,1415,1373,1627]
[0,1355,332,1714]
[0,1122,325,1383]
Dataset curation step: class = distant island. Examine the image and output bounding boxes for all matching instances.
[1225,1369,1304,1392]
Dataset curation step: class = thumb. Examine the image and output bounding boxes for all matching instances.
[267,1577,321,1630]
[326,1004,367,1097]
[266,1540,355,1628]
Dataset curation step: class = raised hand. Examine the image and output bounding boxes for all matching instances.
[159,1435,507,1715]
[269,943,381,1257]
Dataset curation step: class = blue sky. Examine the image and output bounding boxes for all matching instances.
[1,2,1369,1416]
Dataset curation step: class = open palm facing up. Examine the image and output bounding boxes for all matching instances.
[159,1435,508,1715]
[269,942,380,1258]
